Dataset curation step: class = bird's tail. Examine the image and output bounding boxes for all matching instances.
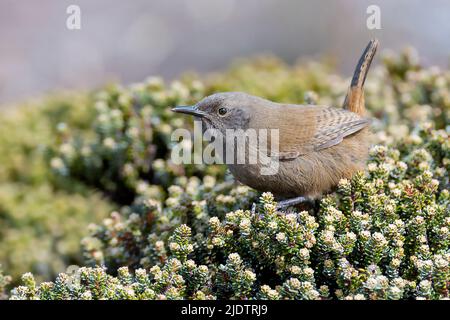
[343,39,379,116]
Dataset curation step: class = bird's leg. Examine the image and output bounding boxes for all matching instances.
[276,196,313,209]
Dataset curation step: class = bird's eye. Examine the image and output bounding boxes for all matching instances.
[218,107,228,116]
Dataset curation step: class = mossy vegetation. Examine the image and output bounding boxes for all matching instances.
[1,47,449,299]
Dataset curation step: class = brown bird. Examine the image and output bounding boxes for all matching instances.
[173,39,378,208]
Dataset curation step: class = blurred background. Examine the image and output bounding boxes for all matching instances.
[0,0,449,105]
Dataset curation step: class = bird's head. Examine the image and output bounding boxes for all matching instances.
[172,92,267,131]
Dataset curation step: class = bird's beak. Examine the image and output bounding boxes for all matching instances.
[171,105,206,118]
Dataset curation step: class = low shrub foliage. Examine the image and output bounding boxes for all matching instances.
[2,48,449,299]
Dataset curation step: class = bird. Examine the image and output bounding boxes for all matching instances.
[172,39,379,208]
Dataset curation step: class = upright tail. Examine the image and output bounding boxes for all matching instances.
[343,39,379,116]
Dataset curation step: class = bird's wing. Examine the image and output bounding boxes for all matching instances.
[269,106,370,160]
[312,107,371,150]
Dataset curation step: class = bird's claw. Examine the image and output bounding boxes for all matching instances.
[276,196,312,209]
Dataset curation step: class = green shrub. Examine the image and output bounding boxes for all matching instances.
[4,48,450,299]
[10,110,449,300]
[70,125,445,300]
[48,81,224,205]
[0,265,11,300]
[48,49,449,208]
[0,94,114,283]
[0,184,112,282]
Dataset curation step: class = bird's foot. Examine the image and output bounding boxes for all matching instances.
[276,196,313,209]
